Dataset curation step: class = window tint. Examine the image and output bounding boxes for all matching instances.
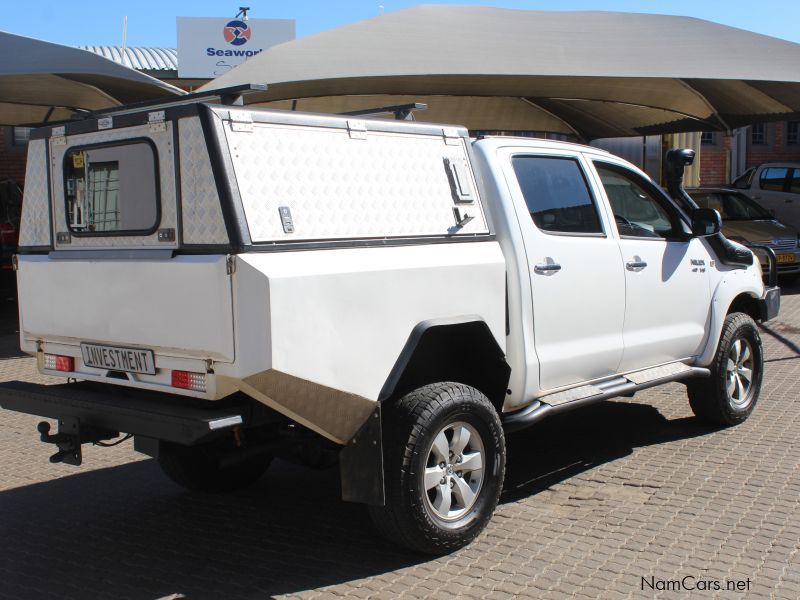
[690,191,772,221]
[511,156,602,234]
[64,141,159,235]
[759,167,788,192]
[594,162,678,239]
[789,169,800,194]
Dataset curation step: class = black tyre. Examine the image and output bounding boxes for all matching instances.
[687,312,763,426]
[368,382,505,554]
[158,439,272,493]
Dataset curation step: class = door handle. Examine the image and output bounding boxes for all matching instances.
[626,260,648,271]
[785,198,793,203]
[534,263,562,274]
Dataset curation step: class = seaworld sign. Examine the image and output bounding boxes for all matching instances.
[177,17,296,79]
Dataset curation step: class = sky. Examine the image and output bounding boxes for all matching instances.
[0,0,799,48]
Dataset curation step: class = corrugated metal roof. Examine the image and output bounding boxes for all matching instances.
[78,46,177,71]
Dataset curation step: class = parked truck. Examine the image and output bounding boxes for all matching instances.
[0,88,779,554]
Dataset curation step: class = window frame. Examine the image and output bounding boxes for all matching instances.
[786,121,799,146]
[750,123,767,146]
[758,166,790,193]
[62,138,162,238]
[510,153,607,238]
[592,160,690,243]
[11,126,32,147]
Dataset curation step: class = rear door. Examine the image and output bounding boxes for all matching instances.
[503,150,625,391]
[591,160,712,371]
[17,119,235,362]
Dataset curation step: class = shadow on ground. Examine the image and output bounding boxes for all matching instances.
[0,399,719,600]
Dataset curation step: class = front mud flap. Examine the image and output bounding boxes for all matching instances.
[340,405,385,506]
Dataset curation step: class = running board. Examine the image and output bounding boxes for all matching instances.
[502,364,709,433]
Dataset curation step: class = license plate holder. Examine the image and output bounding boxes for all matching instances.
[80,343,156,375]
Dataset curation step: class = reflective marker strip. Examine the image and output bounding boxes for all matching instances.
[207,416,244,430]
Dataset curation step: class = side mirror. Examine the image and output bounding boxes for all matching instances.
[692,207,722,237]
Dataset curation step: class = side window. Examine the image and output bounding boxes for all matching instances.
[594,162,681,240]
[759,167,789,192]
[789,169,800,194]
[511,156,603,235]
[63,140,160,235]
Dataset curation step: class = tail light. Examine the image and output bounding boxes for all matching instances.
[171,370,206,392]
[43,354,74,372]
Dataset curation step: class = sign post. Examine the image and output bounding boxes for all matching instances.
[177,16,296,79]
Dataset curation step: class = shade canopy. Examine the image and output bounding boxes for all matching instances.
[0,31,183,125]
[202,5,800,139]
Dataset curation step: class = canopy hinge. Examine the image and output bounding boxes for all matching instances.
[51,125,66,146]
[148,110,166,133]
[347,119,368,140]
[229,110,253,133]
[442,127,461,146]
[226,255,237,275]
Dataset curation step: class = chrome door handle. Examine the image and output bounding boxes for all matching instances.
[534,263,562,274]
[626,260,648,271]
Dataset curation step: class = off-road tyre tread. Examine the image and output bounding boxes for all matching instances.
[687,312,763,426]
[368,382,505,554]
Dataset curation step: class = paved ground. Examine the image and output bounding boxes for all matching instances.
[0,280,798,600]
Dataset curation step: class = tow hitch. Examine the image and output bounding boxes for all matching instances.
[37,417,118,465]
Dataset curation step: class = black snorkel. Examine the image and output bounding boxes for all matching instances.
[664,148,753,268]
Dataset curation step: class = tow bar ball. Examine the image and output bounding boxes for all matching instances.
[36,419,118,466]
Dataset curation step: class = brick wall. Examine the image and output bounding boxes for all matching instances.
[699,134,730,186]
[745,121,800,169]
[698,122,800,186]
[0,127,28,185]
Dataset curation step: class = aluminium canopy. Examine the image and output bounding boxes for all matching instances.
[202,5,800,139]
[0,31,183,125]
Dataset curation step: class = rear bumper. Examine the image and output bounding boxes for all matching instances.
[0,380,276,446]
[757,286,781,322]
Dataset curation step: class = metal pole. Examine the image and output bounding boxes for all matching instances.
[121,16,128,67]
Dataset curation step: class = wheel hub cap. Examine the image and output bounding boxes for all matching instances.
[726,337,755,407]
[422,421,485,521]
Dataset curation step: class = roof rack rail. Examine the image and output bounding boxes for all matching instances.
[83,84,268,118]
[340,103,428,121]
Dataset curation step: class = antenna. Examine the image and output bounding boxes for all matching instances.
[235,7,251,21]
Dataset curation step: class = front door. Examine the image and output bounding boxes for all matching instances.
[753,166,800,230]
[508,153,625,391]
[592,161,712,372]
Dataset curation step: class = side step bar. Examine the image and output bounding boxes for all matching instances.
[503,364,709,433]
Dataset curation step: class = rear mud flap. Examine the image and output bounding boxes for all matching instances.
[340,405,385,506]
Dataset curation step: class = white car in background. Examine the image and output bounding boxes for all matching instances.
[733,162,800,230]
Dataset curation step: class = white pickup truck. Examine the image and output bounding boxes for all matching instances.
[0,88,780,554]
